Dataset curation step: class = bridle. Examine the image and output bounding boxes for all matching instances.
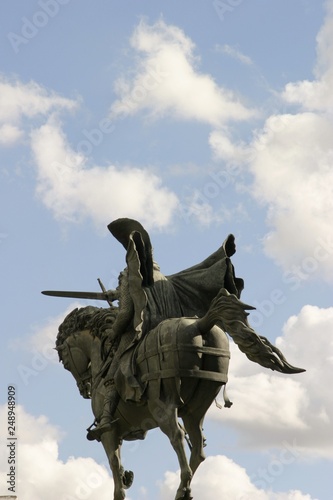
[63,341,92,398]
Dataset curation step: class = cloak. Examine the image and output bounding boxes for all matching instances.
[126,233,244,338]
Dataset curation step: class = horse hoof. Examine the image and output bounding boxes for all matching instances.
[122,470,134,489]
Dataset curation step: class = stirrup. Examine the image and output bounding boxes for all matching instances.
[86,419,118,442]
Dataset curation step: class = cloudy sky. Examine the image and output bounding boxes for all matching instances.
[1,1,333,499]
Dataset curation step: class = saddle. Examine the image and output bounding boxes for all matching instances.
[114,317,231,405]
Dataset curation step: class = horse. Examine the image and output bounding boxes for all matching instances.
[55,288,305,500]
[55,289,236,500]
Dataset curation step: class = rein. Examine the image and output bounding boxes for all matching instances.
[65,342,92,397]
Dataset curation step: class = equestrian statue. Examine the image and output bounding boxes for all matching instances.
[43,218,305,500]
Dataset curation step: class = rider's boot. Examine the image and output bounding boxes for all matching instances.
[86,381,120,441]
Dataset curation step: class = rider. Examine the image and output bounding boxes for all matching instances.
[87,219,155,441]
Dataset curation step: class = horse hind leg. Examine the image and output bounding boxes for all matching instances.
[148,400,193,500]
[181,380,222,475]
[181,413,205,476]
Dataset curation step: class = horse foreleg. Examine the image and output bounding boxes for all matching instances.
[100,429,128,500]
[149,401,192,500]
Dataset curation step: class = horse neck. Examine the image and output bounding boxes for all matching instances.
[74,329,103,379]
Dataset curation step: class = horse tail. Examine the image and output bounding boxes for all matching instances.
[198,288,305,375]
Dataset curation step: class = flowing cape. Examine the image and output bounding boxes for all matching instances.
[126,233,244,340]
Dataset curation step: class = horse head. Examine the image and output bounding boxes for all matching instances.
[57,334,93,399]
[56,305,118,399]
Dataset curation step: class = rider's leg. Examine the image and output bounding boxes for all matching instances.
[87,380,120,441]
[99,380,120,429]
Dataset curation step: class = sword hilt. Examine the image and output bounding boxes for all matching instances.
[97,278,115,307]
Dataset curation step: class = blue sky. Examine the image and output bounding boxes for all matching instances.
[1,1,333,499]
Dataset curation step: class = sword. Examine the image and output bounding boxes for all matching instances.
[42,279,118,306]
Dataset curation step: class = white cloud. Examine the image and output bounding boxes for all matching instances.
[158,455,316,500]
[179,185,247,227]
[110,19,255,126]
[0,124,23,146]
[216,43,253,66]
[0,76,77,146]
[248,111,333,280]
[30,118,179,230]
[0,405,116,500]
[242,3,333,279]
[209,128,250,163]
[181,190,216,226]
[27,308,72,363]
[8,303,89,388]
[208,305,333,458]
[282,2,333,112]
[276,305,333,452]
[10,302,84,360]
[205,5,333,281]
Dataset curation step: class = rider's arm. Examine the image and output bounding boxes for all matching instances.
[108,272,134,342]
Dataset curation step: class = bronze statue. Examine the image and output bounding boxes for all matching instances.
[44,218,305,500]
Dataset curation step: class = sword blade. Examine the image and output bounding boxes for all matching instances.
[41,290,113,301]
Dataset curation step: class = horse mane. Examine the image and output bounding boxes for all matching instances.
[56,305,118,359]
